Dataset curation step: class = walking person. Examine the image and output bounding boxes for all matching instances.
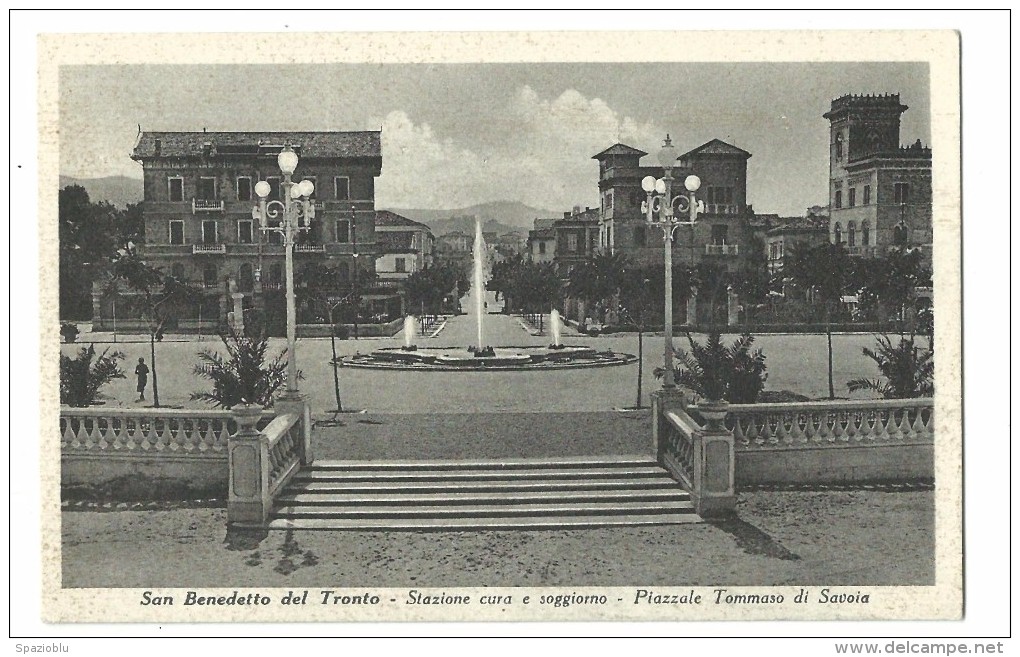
[135,357,149,402]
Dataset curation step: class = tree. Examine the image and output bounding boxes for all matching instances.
[856,247,932,333]
[405,263,467,316]
[653,332,768,404]
[59,185,120,320]
[847,334,934,399]
[618,268,657,408]
[191,328,293,409]
[296,263,350,413]
[513,262,562,314]
[565,252,627,322]
[107,254,200,407]
[60,345,126,407]
[784,242,857,399]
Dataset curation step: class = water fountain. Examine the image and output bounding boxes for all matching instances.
[342,218,635,371]
[549,308,563,349]
[402,315,417,351]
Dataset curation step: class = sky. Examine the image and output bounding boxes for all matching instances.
[59,62,929,216]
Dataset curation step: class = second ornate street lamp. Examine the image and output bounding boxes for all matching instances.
[253,144,316,398]
[642,134,703,390]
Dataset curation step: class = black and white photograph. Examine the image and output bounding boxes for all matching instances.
[17,16,1001,640]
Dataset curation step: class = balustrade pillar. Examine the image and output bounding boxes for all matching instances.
[727,286,739,327]
[686,294,698,327]
[91,288,104,332]
[694,401,737,517]
[227,405,270,524]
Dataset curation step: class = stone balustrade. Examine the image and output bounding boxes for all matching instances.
[653,394,936,506]
[60,407,276,497]
[725,398,934,449]
[227,396,311,525]
[60,407,274,455]
[652,392,736,517]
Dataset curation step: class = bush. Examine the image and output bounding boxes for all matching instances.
[191,328,298,409]
[847,334,934,399]
[654,332,768,404]
[60,345,126,407]
[60,322,80,343]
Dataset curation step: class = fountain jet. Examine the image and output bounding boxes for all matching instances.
[402,315,417,351]
[550,309,563,348]
[473,217,487,351]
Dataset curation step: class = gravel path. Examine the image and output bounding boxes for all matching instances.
[61,488,934,588]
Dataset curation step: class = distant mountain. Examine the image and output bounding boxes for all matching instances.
[384,201,559,236]
[59,175,143,209]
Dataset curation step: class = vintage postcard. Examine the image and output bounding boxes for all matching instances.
[37,27,963,626]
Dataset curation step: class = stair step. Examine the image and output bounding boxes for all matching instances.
[286,477,679,495]
[290,466,667,483]
[266,513,702,531]
[307,455,655,471]
[275,489,691,506]
[272,500,696,519]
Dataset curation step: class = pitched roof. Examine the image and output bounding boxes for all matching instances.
[132,131,382,159]
[680,138,752,159]
[592,143,648,159]
[375,210,431,230]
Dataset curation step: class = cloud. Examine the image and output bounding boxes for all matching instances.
[373,86,664,211]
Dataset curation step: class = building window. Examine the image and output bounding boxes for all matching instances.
[169,220,184,245]
[237,177,252,201]
[834,222,842,244]
[335,219,350,243]
[861,221,870,246]
[778,242,784,259]
[202,220,218,244]
[168,177,184,202]
[268,229,282,246]
[239,263,254,292]
[238,220,254,244]
[334,177,350,201]
[894,182,910,204]
[834,190,842,209]
[848,188,856,208]
[395,257,407,273]
[848,221,856,247]
[170,263,186,281]
[633,226,646,247]
[538,241,546,255]
[863,184,871,205]
[711,224,728,245]
[265,177,281,201]
[706,187,734,205]
[605,190,614,210]
[567,234,578,252]
[197,177,217,200]
[835,132,843,160]
[203,264,218,287]
[301,176,317,199]
[269,263,283,285]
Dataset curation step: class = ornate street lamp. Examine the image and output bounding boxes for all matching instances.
[641,135,703,389]
[252,144,316,397]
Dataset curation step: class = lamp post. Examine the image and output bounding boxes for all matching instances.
[641,135,703,389]
[252,145,315,397]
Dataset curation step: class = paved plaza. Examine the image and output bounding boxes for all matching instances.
[62,292,892,414]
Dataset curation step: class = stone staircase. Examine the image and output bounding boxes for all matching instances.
[268,455,699,530]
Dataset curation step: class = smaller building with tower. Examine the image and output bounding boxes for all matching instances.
[824,94,932,258]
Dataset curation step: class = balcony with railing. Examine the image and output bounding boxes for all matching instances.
[846,245,881,257]
[705,243,740,256]
[294,244,326,253]
[705,204,740,215]
[192,198,225,213]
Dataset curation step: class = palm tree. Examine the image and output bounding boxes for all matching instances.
[847,334,934,399]
[784,242,856,399]
[654,332,768,404]
[60,345,126,407]
[190,328,294,409]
